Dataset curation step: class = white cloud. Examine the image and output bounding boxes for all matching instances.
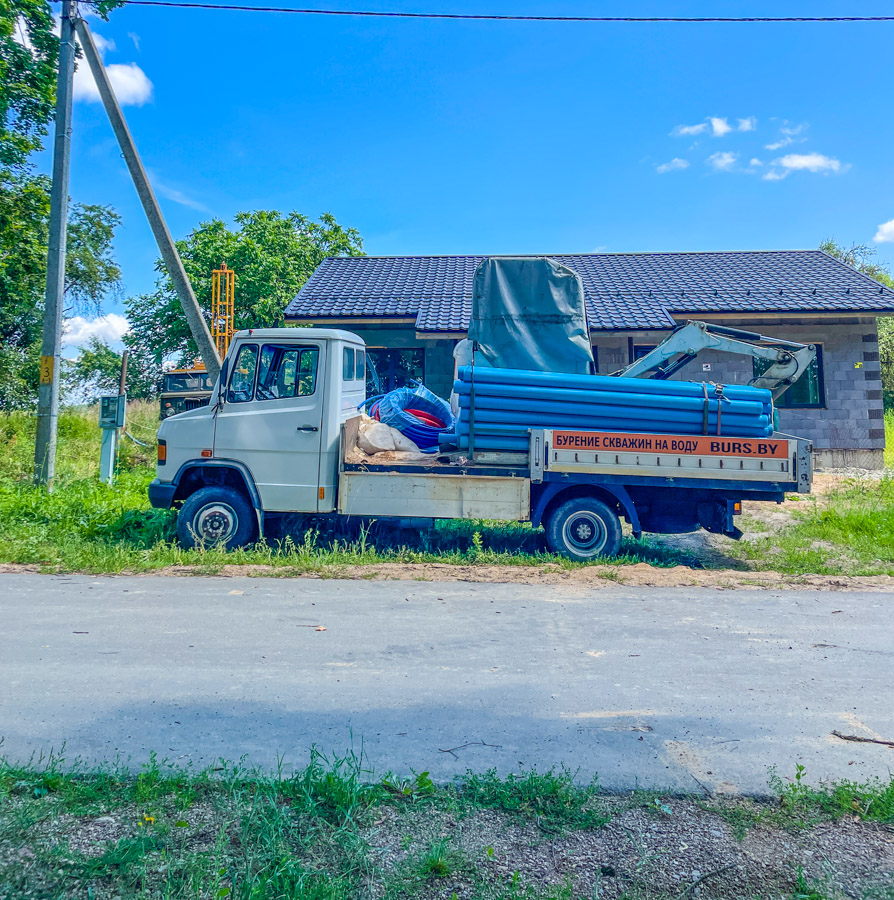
[128,31,141,50]
[875,219,894,243]
[91,32,116,54]
[778,152,843,173]
[749,158,763,166]
[706,151,738,171]
[656,157,690,174]
[671,122,709,137]
[762,152,849,181]
[71,26,153,106]
[673,116,757,139]
[150,173,210,212]
[74,61,154,106]
[62,314,130,349]
[765,122,807,150]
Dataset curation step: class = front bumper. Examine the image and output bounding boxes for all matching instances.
[148,478,177,509]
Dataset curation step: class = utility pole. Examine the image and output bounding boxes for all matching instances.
[73,17,221,383]
[33,0,76,488]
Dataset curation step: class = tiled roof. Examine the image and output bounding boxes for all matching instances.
[284,250,894,332]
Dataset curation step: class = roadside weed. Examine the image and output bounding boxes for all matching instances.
[771,765,894,824]
[791,866,832,900]
[412,836,468,879]
[459,767,608,833]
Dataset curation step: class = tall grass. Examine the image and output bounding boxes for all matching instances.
[1,400,159,482]
[733,476,894,575]
[885,408,894,469]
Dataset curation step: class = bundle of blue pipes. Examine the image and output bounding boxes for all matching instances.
[445,366,775,452]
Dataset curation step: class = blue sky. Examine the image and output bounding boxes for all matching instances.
[45,0,894,348]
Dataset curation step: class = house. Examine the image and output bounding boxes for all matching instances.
[284,250,894,469]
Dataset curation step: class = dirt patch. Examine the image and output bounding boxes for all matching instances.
[3,560,894,591]
[367,799,894,899]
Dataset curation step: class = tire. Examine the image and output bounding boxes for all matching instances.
[176,485,257,550]
[545,496,622,561]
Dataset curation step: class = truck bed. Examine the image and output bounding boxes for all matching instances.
[336,419,812,522]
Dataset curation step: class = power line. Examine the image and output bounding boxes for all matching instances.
[114,3,894,23]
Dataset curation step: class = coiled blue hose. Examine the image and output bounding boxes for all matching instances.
[358,382,454,452]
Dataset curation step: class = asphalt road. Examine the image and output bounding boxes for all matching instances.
[2,574,892,794]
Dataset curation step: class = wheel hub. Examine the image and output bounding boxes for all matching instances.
[563,512,607,555]
[194,502,237,543]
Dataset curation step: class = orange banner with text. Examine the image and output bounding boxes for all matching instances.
[552,430,788,458]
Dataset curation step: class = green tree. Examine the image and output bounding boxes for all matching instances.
[2,0,120,168]
[125,210,364,366]
[63,336,158,401]
[820,239,894,405]
[1,0,123,410]
[1,0,58,169]
[0,184,123,410]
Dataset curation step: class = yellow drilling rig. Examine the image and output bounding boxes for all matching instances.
[159,264,235,418]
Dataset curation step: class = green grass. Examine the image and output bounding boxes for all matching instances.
[771,763,894,825]
[730,476,894,575]
[2,755,892,900]
[458,767,608,833]
[885,408,894,469]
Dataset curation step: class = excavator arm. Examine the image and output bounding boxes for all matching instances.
[617,321,816,401]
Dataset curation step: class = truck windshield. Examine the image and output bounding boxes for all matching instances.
[163,372,213,392]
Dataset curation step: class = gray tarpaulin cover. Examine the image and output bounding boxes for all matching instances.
[468,257,594,374]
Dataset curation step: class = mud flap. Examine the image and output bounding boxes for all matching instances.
[700,498,742,537]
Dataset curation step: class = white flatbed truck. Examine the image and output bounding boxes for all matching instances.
[149,328,813,560]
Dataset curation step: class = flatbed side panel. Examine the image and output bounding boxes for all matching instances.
[543,429,806,486]
[338,472,530,521]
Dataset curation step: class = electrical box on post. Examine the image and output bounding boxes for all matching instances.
[99,394,126,429]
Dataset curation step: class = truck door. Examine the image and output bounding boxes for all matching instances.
[213,340,325,512]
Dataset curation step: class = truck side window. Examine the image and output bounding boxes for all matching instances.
[297,348,319,395]
[226,344,258,403]
[343,347,354,381]
[256,344,319,400]
[355,350,365,381]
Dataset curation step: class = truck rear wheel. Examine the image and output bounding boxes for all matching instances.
[546,497,622,561]
[177,486,257,550]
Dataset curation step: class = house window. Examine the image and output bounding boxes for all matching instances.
[753,345,825,408]
[632,344,657,361]
[366,348,425,393]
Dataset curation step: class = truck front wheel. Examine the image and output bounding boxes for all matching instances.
[546,497,622,561]
[177,486,257,550]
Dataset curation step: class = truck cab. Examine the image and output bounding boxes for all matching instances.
[150,328,367,546]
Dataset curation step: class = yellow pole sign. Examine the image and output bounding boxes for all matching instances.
[39,355,55,385]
